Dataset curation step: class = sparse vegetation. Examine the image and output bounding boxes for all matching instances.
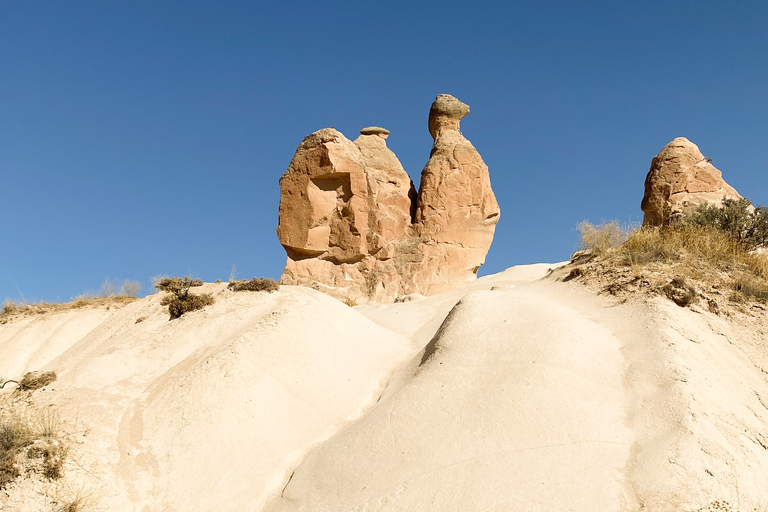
[155,276,215,320]
[342,298,357,307]
[577,220,628,256]
[683,198,768,251]
[19,371,57,391]
[0,412,33,488]
[227,278,280,293]
[0,402,68,490]
[567,206,768,310]
[1,290,138,324]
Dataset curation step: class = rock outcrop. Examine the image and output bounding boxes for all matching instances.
[641,137,742,226]
[276,95,500,303]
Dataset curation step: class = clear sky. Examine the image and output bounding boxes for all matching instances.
[2,0,767,302]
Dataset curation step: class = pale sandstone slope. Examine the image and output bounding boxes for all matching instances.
[0,308,112,379]
[0,284,411,511]
[3,266,768,511]
[266,277,768,511]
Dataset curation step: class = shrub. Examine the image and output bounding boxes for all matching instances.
[227,278,280,293]
[578,221,628,256]
[19,371,57,391]
[662,277,697,307]
[161,293,215,320]
[155,276,203,295]
[155,276,214,320]
[683,198,768,250]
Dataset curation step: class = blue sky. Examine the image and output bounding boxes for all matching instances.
[2,1,767,302]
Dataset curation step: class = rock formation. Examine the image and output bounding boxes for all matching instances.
[641,137,742,226]
[276,94,500,303]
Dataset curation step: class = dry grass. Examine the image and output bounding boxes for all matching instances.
[564,222,768,311]
[0,401,68,490]
[161,293,215,320]
[228,278,280,293]
[577,220,628,256]
[19,371,57,391]
[0,295,137,324]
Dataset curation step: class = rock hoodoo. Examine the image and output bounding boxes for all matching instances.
[641,137,742,226]
[276,94,500,303]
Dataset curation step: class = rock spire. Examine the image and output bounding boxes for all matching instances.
[276,94,500,303]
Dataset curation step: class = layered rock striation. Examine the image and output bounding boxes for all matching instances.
[641,137,742,227]
[276,94,500,303]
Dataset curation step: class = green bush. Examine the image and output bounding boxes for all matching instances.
[155,276,214,320]
[227,278,280,293]
[683,198,768,250]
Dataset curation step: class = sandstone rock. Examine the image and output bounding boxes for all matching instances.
[276,95,500,304]
[353,127,416,254]
[641,137,742,227]
[414,94,500,294]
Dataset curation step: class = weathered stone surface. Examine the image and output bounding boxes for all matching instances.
[276,95,500,303]
[641,137,742,226]
[353,128,416,254]
[414,94,500,294]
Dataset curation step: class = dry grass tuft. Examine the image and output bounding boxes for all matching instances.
[0,401,69,490]
[228,278,280,293]
[562,221,768,311]
[19,371,57,391]
[578,220,628,256]
[0,295,137,324]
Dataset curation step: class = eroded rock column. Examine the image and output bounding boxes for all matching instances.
[276,94,500,303]
[413,94,501,295]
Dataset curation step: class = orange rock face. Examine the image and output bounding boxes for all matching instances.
[276,95,500,303]
[641,137,742,226]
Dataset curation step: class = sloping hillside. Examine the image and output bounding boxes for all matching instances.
[2,265,768,511]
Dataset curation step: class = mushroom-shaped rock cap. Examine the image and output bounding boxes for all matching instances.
[428,94,470,139]
[359,126,390,139]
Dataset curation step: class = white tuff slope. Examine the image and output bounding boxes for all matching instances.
[2,265,768,511]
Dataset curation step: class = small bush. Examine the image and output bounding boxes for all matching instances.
[161,293,215,320]
[155,276,203,296]
[578,221,628,256]
[228,278,280,293]
[662,277,697,307]
[19,371,57,391]
[683,198,768,250]
[156,276,214,320]
[2,300,21,316]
